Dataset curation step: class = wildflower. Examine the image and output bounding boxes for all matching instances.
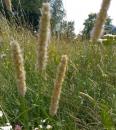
[0,125,12,130]
[0,54,6,59]
[49,55,68,116]
[14,124,22,130]
[46,125,52,129]
[37,2,51,72]
[34,128,39,130]
[0,111,3,117]
[6,123,10,126]
[39,119,52,129]
[41,119,46,123]
[39,125,43,129]
[0,123,12,130]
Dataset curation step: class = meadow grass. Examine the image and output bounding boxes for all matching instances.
[0,16,116,130]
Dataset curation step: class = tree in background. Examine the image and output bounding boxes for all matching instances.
[82,13,97,39]
[0,0,70,35]
[61,21,75,39]
[50,0,65,35]
[0,0,43,30]
[20,0,42,12]
[82,13,115,39]
[50,0,76,39]
[104,18,116,35]
[12,0,43,30]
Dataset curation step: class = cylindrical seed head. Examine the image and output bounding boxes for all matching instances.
[49,55,68,116]
[91,0,111,42]
[37,3,51,73]
[11,40,26,97]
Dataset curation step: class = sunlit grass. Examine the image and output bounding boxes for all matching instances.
[0,16,116,130]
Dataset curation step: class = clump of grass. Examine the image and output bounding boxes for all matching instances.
[36,2,51,73]
[91,0,111,42]
[11,40,26,97]
[49,55,68,116]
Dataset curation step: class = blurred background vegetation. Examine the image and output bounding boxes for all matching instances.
[0,0,116,40]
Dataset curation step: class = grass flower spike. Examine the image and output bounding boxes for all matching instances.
[11,40,26,97]
[4,0,12,12]
[37,2,51,72]
[49,55,68,116]
[91,0,111,42]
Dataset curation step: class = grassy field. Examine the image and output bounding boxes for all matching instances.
[0,16,116,130]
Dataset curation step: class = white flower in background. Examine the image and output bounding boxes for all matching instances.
[0,126,12,130]
[0,123,12,130]
[6,123,10,126]
[41,119,46,123]
[39,119,52,129]
[39,125,43,129]
[34,128,39,130]
[0,54,6,59]
[0,111,3,117]
[46,125,52,129]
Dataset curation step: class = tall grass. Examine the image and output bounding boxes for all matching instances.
[0,5,116,130]
[11,40,26,97]
[49,55,68,116]
[36,3,51,73]
[91,0,111,42]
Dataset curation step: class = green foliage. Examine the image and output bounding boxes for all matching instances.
[61,21,75,39]
[99,103,115,129]
[20,0,43,13]
[82,13,97,39]
[51,0,65,32]
[11,0,43,13]
[0,0,66,32]
[0,16,116,129]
